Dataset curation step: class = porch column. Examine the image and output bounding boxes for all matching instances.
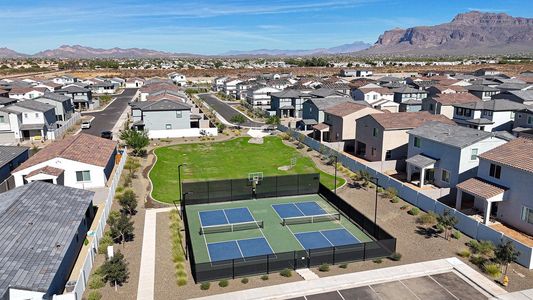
[406,164,412,182]
[483,200,491,225]
[455,190,463,210]
[419,167,425,188]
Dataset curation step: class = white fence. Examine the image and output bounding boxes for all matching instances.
[279,125,533,269]
[147,127,218,139]
[47,112,81,140]
[55,149,128,300]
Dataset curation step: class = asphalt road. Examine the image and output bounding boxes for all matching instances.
[82,88,138,136]
[198,93,264,127]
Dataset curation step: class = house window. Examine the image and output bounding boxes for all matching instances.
[385,150,392,160]
[441,169,450,183]
[24,113,28,118]
[165,124,172,130]
[0,116,4,123]
[35,113,39,118]
[176,111,182,118]
[414,137,421,148]
[489,164,501,179]
[528,116,533,125]
[471,148,478,160]
[371,147,376,157]
[521,206,533,225]
[372,128,378,137]
[76,170,91,182]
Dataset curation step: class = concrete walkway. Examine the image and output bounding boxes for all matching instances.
[136,207,174,300]
[296,268,319,280]
[191,258,507,300]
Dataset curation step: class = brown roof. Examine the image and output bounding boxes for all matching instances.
[371,111,455,130]
[457,178,507,199]
[432,93,479,105]
[26,166,65,178]
[313,123,330,131]
[147,93,186,102]
[358,87,394,95]
[479,138,533,174]
[434,78,460,86]
[324,102,369,117]
[14,133,117,172]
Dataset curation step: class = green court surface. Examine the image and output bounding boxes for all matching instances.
[150,137,345,203]
[186,194,373,264]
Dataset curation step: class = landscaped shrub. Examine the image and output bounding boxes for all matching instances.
[435,224,445,233]
[218,279,229,287]
[88,290,102,300]
[97,233,114,254]
[177,276,187,286]
[389,252,402,261]
[390,197,400,203]
[261,275,269,280]
[408,207,420,216]
[169,209,187,286]
[280,268,292,277]
[483,263,502,279]
[318,263,330,272]
[469,255,487,266]
[468,240,495,258]
[384,187,398,199]
[457,249,471,258]
[339,263,348,269]
[200,282,210,290]
[373,258,383,264]
[306,147,313,152]
[416,212,438,226]
[241,277,249,284]
[88,274,105,289]
[400,204,409,210]
[452,231,462,239]
[377,187,384,193]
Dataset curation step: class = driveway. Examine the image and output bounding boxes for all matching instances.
[198,93,264,127]
[82,88,138,136]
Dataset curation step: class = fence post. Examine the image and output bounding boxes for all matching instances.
[232,259,235,279]
[267,255,270,274]
[363,242,366,260]
[333,247,336,265]
[293,251,296,270]
[307,249,311,268]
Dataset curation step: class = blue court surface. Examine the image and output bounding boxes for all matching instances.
[199,207,254,227]
[207,237,273,262]
[272,201,326,219]
[295,229,360,250]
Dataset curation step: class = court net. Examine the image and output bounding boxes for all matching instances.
[282,213,341,226]
[200,220,264,235]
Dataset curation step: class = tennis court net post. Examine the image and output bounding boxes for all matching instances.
[282,213,341,226]
[199,220,264,235]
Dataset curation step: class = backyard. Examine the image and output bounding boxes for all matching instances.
[149,136,345,203]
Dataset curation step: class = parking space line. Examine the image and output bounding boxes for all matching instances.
[399,280,422,300]
[367,285,385,300]
[428,275,460,300]
[336,290,346,300]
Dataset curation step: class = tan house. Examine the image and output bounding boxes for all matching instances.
[422,93,479,119]
[313,102,382,150]
[355,112,455,161]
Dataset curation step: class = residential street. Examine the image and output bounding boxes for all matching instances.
[82,88,138,136]
[198,93,264,127]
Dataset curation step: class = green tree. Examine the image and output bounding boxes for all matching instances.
[107,211,134,246]
[120,129,150,156]
[495,241,520,275]
[266,115,280,125]
[437,210,458,240]
[124,158,141,178]
[100,251,129,286]
[230,114,246,128]
[118,190,137,215]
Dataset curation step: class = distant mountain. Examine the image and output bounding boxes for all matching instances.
[33,45,190,58]
[362,11,533,55]
[0,47,28,58]
[221,41,371,56]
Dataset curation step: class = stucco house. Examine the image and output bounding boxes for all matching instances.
[455,138,533,235]
[57,85,95,110]
[270,89,311,118]
[512,106,533,138]
[453,99,526,132]
[405,122,509,189]
[466,84,500,100]
[492,90,533,106]
[12,133,118,189]
[0,100,57,142]
[34,92,75,122]
[169,72,187,86]
[355,112,455,162]
[125,77,144,88]
[246,85,281,111]
[393,86,428,112]
[300,97,354,129]
[422,93,480,119]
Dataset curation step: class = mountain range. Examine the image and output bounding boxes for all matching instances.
[0,11,532,58]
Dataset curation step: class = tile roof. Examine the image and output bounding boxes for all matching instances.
[453,99,526,111]
[324,102,370,117]
[479,138,533,174]
[465,84,499,92]
[371,111,455,130]
[306,97,353,110]
[0,181,94,298]
[408,121,494,148]
[131,99,192,111]
[14,133,117,172]
[26,166,65,178]
[313,123,329,131]
[431,93,480,105]
[0,146,28,169]
[38,92,71,102]
[393,86,426,94]
[58,85,90,93]
[358,87,394,95]
[3,100,55,113]
[457,177,507,199]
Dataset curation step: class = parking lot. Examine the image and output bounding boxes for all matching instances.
[288,272,489,300]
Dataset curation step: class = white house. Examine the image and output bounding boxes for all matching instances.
[8,87,47,100]
[0,100,57,143]
[351,87,394,102]
[405,122,509,189]
[246,85,281,110]
[453,99,526,132]
[51,75,77,85]
[125,78,144,88]
[212,76,228,91]
[223,79,243,98]
[169,72,187,86]
[12,133,118,189]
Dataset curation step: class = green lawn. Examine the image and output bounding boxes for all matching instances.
[150,137,345,203]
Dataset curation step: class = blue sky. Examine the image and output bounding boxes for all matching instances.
[3,0,532,55]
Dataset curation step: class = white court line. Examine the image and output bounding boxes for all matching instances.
[286,223,307,251]
[318,231,335,247]
[222,209,230,224]
[198,211,213,263]
[235,240,245,259]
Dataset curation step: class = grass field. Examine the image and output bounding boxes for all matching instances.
[186,194,373,264]
[150,137,346,203]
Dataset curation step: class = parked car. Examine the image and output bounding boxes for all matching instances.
[81,120,92,129]
[100,131,113,140]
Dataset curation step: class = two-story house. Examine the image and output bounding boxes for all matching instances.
[125,77,144,88]
[246,85,281,111]
[300,97,354,130]
[212,77,228,92]
[512,106,533,138]
[422,93,480,119]
[57,85,94,110]
[270,90,311,119]
[0,101,57,142]
[34,93,74,122]
[405,122,509,189]
[466,84,500,100]
[455,138,533,235]
[355,112,455,162]
[492,90,533,106]
[223,79,243,98]
[453,99,526,132]
[168,72,187,86]
[393,86,428,112]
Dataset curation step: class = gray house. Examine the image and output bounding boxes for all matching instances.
[34,92,74,122]
[300,97,353,130]
[0,181,95,300]
[0,145,28,191]
[131,99,193,132]
[393,86,427,112]
[492,90,533,105]
[270,90,312,118]
[0,100,57,142]
[57,85,94,110]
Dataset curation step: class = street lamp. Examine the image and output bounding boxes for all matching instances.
[370,176,379,236]
[178,163,187,202]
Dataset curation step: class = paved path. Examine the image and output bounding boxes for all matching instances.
[82,88,138,136]
[137,207,174,300]
[198,93,264,128]
[296,268,319,280]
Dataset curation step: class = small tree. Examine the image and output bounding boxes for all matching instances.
[120,129,149,156]
[495,241,520,275]
[230,114,246,128]
[437,210,458,240]
[107,212,134,246]
[124,158,141,178]
[118,190,137,215]
[100,251,129,286]
[266,115,280,125]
